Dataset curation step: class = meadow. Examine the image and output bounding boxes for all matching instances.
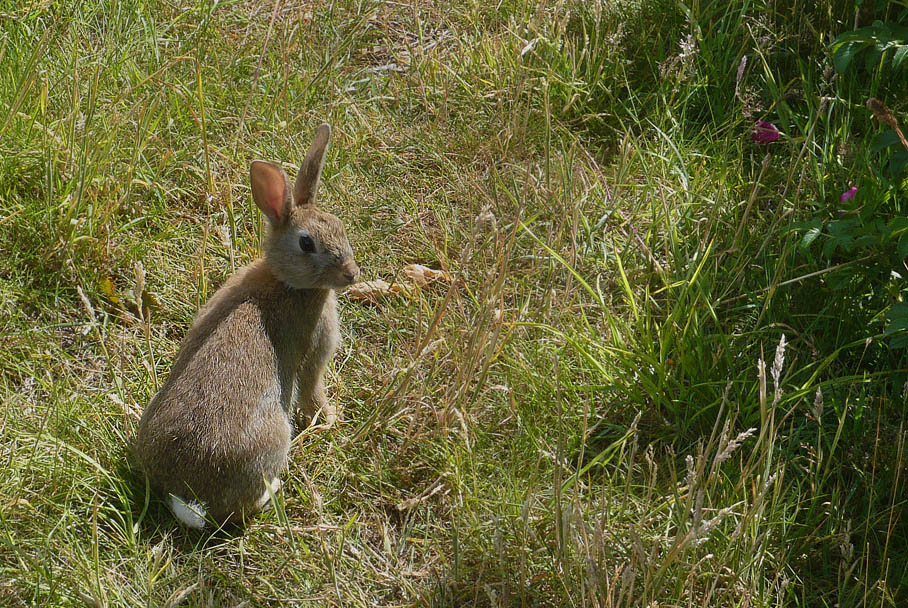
[1,0,906,605]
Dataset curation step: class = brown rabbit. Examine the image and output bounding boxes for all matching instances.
[135,124,359,528]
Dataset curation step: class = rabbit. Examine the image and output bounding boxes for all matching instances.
[135,124,359,528]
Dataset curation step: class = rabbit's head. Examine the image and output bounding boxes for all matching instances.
[250,124,360,290]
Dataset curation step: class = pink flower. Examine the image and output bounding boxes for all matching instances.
[752,120,780,144]
[840,186,858,202]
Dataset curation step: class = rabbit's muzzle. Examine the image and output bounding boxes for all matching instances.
[340,260,360,285]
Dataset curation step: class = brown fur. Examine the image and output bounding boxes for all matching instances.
[135,124,359,526]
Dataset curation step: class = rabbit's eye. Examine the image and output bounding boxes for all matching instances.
[299,235,316,253]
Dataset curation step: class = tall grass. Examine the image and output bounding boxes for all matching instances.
[1,0,906,606]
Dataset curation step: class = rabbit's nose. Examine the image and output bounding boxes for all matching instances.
[342,262,360,283]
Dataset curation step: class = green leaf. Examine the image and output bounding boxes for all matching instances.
[832,28,876,46]
[823,219,861,257]
[825,268,858,291]
[886,216,908,238]
[800,222,823,250]
[833,41,862,73]
[864,45,884,72]
[894,45,908,70]
[883,302,908,337]
[899,232,908,259]
[892,150,908,176]
[890,334,908,349]
[871,129,901,153]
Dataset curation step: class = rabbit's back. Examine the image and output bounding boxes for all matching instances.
[136,261,322,524]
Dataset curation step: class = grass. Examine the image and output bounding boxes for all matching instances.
[1,0,907,606]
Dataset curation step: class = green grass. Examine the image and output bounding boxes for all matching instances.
[2,0,907,606]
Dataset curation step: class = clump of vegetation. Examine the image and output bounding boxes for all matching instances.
[0,0,905,606]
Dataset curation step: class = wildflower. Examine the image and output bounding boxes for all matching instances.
[678,33,697,66]
[840,186,858,202]
[752,120,780,144]
[658,30,698,88]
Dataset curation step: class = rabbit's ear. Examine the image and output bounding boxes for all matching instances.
[294,124,331,208]
[251,161,291,226]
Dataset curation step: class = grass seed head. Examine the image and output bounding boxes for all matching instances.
[866,98,897,129]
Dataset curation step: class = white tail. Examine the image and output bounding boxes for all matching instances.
[255,477,282,510]
[168,494,207,529]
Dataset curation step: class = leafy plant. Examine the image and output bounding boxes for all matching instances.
[831,19,908,76]
[785,15,908,351]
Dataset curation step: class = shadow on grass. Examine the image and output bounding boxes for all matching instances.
[111,452,252,552]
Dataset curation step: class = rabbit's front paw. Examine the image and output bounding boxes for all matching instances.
[318,402,338,428]
[295,387,338,431]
